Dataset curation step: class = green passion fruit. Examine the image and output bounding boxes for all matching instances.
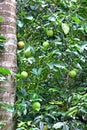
[69,70,77,78]
[32,102,41,111]
[24,48,32,57]
[21,71,28,78]
[73,68,78,73]
[24,46,34,57]
[46,30,53,37]
[43,41,49,49]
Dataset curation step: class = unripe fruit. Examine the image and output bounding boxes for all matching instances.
[53,0,57,4]
[24,48,32,57]
[73,68,78,73]
[18,41,25,49]
[21,71,28,78]
[43,125,48,130]
[46,30,53,37]
[43,41,49,49]
[32,102,41,111]
[69,70,77,78]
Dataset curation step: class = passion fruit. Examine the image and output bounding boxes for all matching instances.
[43,41,49,49]
[18,41,25,49]
[69,70,77,78]
[24,48,32,57]
[21,71,28,78]
[32,102,41,111]
[46,30,53,37]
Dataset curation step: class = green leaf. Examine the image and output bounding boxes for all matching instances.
[0,44,4,50]
[17,20,24,28]
[0,17,3,22]
[49,101,63,105]
[63,124,69,130]
[0,102,14,112]
[72,17,81,23]
[25,16,34,20]
[71,0,77,2]
[48,16,56,21]
[0,67,11,75]
[54,63,66,69]
[0,121,6,129]
[0,36,6,40]
[31,68,38,75]
[27,57,35,64]
[66,106,78,116]
[80,44,87,52]
[49,88,58,92]
[31,68,43,76]
[0,87,6,91]
[62,23,70,34]
[0,36,6,44]
[53,122,65,129]
[47,62,54,69]
[0,75,6,81]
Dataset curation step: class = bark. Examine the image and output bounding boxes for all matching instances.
[0,0,17,130]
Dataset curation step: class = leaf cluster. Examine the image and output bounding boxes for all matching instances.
[16,0,87,129]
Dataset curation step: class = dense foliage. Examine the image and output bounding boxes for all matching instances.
[16,0,87,129]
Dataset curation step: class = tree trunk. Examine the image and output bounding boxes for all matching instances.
[0,0,17,130]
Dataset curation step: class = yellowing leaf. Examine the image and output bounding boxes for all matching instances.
[62,23,70,34]
[49,101,63,105]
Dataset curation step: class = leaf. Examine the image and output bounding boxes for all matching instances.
[17,20,24,28]
[80,44,87,52]
[0,17,3,22]
[32,68,43,76]
[0,87,6,91]
[0,102,14,112]
[49,88,58,92]
[53,122,65,129]
[25,46,35,53]
[0,44,4,50]
[25,16,34,20]
[0,67,11,75]
[27,57,35,64]
[0,35,6,41]
[66,106,78,116]
[31,68,38,75]
[39,122,44,130]
[30,93,42,102]
[71,0,77,2]
[48,16,56,21]
[72,17,81,23]
[0,121,6,129]
[47,62,54,69]
[18,121,26,127]
[0,36,6,46]
[27,121,32,126]
[63,124,69,130]
[0,75,6,81]
[54,63,66,69]
[23,108,27,115]
[37,68,43,76]
[76,63,82,70]
[46,113,55,120]
[49,101,63,105]
[62,23,70,34]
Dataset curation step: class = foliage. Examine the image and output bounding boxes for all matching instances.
[16,0,87,129]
